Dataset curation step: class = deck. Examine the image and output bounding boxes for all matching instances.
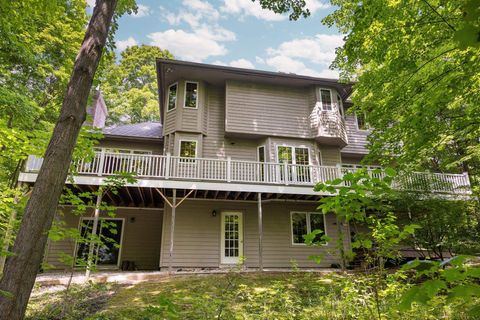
[19,152,472,196]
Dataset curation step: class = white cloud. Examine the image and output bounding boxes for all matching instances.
[220,0,329,21]
[262,34,343,78]
[229,58,255,69]
[86,0,95,7]
[117,37,137,52]
[132,4,150,18]
[220,0,287,21]
[154,0,235,61]
[148,30,228,61]
[213,58,255,69]
[305,0,330,14]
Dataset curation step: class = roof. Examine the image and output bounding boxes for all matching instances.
[102,122,163,140]
[155,59,353,122]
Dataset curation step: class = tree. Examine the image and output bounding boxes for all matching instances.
[321,0,480,187]
[254,1,480,192]
[0,1,123,318]
[100,45,173,124]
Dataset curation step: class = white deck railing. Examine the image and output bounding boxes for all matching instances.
[24,153,472,195]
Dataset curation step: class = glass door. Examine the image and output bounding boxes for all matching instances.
[221,212,243,264]
[76,218,124,267]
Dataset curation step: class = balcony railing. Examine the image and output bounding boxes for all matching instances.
[24,152,472,195]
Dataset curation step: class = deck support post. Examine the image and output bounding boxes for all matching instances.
[86,186,103,280]
[257,192,263,271]
[169,189,177,273]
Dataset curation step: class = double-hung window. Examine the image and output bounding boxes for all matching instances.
[291,212,327,245]
[167,83,177,111]
[179,140,197,163]
[319,88,333,111]
[184,81,198,109]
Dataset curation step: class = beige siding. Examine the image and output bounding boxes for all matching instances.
[160,200,348,269]
[341,114,369,155]
[203,85,258,161]
[45,207,163,270]
[203,85,226,158]
[226,81,311,138]
[319,146,342,166]
[163,81,207,135]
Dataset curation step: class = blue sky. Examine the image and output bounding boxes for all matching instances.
[88,0,343,78]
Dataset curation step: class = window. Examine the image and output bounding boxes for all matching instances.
[179,140,197,159]
[337,94,344,118]
[258,146,266,180]
[356,112,368,130]
[184,81,198,109]
[291,212,327,245]
[319,89,333,111]
[277,146,311,182]
[167,83,177,111]
[76,218,124,266]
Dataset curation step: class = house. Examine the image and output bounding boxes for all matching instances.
[18,60,472,271]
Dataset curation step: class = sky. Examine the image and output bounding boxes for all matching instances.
[87,0,344,78]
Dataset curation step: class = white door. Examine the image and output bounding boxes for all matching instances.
[221,212,243,264]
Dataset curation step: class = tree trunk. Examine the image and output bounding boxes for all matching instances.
[0,1,117,318]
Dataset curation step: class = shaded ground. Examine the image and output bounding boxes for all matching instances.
[27,272,474,320]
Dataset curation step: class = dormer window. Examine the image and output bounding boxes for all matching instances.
[184,81,198,109]
[319,88,333,111]
[167,83,177,111]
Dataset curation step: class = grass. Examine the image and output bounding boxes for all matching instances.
[26,272,477,320]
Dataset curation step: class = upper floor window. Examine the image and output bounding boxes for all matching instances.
[291,212,327,245]
[356,112,369,130]
[319,88,333,111]
[184,81,198,109]
[167,83,177,111]
[337,94,344,118]
[179,140,197,159]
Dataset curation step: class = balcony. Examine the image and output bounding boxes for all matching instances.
[20,152,472,197]
[313,110,348,146]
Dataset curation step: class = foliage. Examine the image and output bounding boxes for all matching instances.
[312,168,418,270]
[100,45,173,125]
[23,272,480,319]
[49,173,137,271]
[394,193,480,259]
[321,0,480,189]
[26,282,116,320]
[400,255,480,317]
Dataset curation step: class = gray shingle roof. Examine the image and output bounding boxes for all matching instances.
[102,122,162,139]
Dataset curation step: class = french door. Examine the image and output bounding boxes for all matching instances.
[76,218,124,267]
[277,146,311,183]
[221,212,243,264]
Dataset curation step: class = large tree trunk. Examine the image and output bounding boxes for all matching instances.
[0,1,117,318]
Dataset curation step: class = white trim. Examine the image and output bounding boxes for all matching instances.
[354,112,368,131]
[75,217,125,269]
[290,211,328,246]
[220,211,243,264]
[183,81,199,109]
[18,173,335,196]
[167,82,178,112]
[178,139,198,158]
[318,88,334,111]
[337,94,344,118]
